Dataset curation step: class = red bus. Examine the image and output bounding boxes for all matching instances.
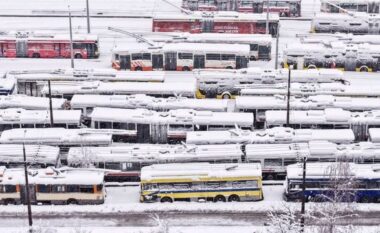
[152,12,280,36]
[0,32,99,59]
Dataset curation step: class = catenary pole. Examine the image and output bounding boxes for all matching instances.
[68,4,75,68]
[23,135,33,232]
[86,0,91,33]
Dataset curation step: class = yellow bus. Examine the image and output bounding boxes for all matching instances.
[140,163,263,203]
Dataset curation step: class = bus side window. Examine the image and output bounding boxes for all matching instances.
[80,185,94,193]
[250,44,258,51]
[37,184,51,193]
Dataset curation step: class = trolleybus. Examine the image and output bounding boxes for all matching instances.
[321,0,380,14]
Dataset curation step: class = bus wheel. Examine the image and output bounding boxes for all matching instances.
[32,53,40,58]
[221,93,231,99]
[226,66,233,69]
[228,195,240,202]
[182,66,190,71]
[361,197,371,203]
[67,199,78,205]
[360,66,369,72]
[214,195,226,202]
[4,199,15,205]
[135,66,143,71]
[160,197,173,203]
[75,54,83,59]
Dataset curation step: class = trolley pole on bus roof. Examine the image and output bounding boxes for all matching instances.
[300,156,307,232]
[265,0,270,34]
[68,4,75,68]
[48,80,54,127]
[23,132,33,232]
[286,66,292,127]
[86,0,91,33]
[275,23,280,69]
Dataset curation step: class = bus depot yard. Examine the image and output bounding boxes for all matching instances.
[2,0,380,231]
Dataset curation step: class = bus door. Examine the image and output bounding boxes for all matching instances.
[137,124,151,143]
[20,184,37,204]
[289,2,300,16]
[252,2,263,13]
[164,52,177,70]
[344,57,356,71]
[16,39,28,57]
[202,19,214,33]
[194,55,205,69]
[54,43,61,57]
[152,54,164,70]
[0,43,3,57]
[368,22,380,34]
[86,43,95,58]
[236,56,248,69]
[120,55,131,70]
[296,57,304,70]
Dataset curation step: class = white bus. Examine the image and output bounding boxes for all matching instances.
[240,82,380,97]
[111,42,250,71]
[70,94,230,120]
[0,167,105,205]
[40,80,198,100]
[186,127,355,144]
[0,144,60,168]
[90,107,254,143]
[0,108,81,131]
[311,13,380,35]
[265,108,380,140]
[67,144,243,182]
[154,33,272,60]
[11,69,165,96]
[0,95,67,110]
[196,68,346,98]
[321,0,380,14]
[140,163,263,203]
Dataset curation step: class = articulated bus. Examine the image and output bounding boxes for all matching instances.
[0,167,105,205]
[321,0,380,14]
[111,42,250,71]
[0,32,99,59]
[284,162,380,203]
[155,33,272,60]
[182,0,301,17]
[152,12,279,36]
[140,163,263,202]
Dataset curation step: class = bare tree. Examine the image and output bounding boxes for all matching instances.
[266,203,303,233]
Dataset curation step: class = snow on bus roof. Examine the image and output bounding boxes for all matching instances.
[0,109,80,125]
[0,33,98,41]
[286,162,380,180]
[67,144,242,164]
[183,33,272,43]
[0,128,112,146]
[153,12,279,21]
[140,163,262,181]
[265,108,380,125]
[185,127,355,145]
[70,94,228,112]
[0,95,66,110]
[235,95,380,111]
[0,167,104,185]
[41,80,197,97]
[90,107,254,126]
[0,144,59,164]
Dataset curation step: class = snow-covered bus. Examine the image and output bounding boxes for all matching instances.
[67,144,242,182]
[311,13,380,35]
[321,0,380,14]
[0,167,105,205]
[196,68,346,99]
[182,0,301,16]
[155,33,272,60]
[0,32,99,59]
[140,163,263,202]
[0,144,60,168]
[284,162,380,202]
[70,94,229,120]
[186,127,355,144]
[265,108,380,140]
[111,43,250,71]
[0,109,81,131]
[152,12,279,36]
[0,95,67,110]
[89,107,254,143]
[282,42,380,72]
[40,81,198,100]
[11,69,165,96]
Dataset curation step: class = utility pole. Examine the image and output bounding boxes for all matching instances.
[23,139,33,231]
[286,66,292,127]
[86,0,91,33]
[265,0,270,34]
[300,156,307,232]
[68,4,75,68]
[275,23,280,69]
[48,80,54,127]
